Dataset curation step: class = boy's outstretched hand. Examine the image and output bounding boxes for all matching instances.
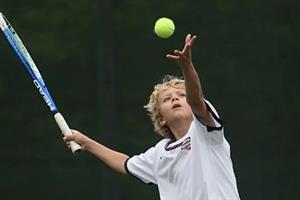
[63,130,91,151]
[166,34,197,69]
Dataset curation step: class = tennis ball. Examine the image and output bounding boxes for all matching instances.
[154,17,175,38]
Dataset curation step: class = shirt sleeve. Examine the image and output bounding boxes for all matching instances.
[125,146,157,184]
[204,99,223,130]
[193,99,224,144]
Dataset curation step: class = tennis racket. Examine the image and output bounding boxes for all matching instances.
[0,12,81,154]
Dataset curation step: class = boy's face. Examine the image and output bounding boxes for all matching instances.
[158,86,193,127]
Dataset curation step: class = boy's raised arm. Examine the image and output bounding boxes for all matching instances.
[166,34,215,127]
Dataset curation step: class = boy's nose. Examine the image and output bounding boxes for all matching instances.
[171,96,179,102]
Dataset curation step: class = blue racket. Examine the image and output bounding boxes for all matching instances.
[0,12,81,154]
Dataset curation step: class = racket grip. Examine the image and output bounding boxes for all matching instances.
[54,112,82,154]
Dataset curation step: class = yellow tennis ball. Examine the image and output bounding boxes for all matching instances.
[154,17,175,38]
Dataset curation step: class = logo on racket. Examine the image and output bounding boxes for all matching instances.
[33,79,56,111]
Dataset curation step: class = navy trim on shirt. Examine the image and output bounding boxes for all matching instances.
[164,139,183,151]
[124,157,131,175]
[205,101,223,132]
[194,101,224,132]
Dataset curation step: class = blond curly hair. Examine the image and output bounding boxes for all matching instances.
[144,75,185,138]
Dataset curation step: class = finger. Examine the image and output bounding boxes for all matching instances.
[184,43,191,53]
[189,35,197,47]
[185,34,191,44]
[173,50,184,56]
[63,134,75,142]
[184,35,197,51]
[185,44,192,58]
[182,34,191,52]
[63,139,71,148]
[166,54,180,60]
[183,37,196,56]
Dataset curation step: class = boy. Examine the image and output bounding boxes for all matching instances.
[64,34,241,200]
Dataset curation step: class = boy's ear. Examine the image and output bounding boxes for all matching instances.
[159,119,166,127]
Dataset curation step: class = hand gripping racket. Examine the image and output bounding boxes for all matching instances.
[0,12,81,154]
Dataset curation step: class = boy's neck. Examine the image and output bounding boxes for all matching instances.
[169,118,192,140]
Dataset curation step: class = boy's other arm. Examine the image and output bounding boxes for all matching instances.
[167,34,215,127]
[64,130,129,174]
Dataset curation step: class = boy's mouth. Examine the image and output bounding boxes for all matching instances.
[172,103,182,109]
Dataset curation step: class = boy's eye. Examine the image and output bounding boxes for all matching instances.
[163,97,171,102]
[179,93,186,97]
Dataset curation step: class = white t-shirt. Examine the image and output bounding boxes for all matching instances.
[125,100,240,200]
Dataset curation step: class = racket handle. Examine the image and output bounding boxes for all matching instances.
[54,112,82,154]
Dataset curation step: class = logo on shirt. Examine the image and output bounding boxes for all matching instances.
[181,137,191,150]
